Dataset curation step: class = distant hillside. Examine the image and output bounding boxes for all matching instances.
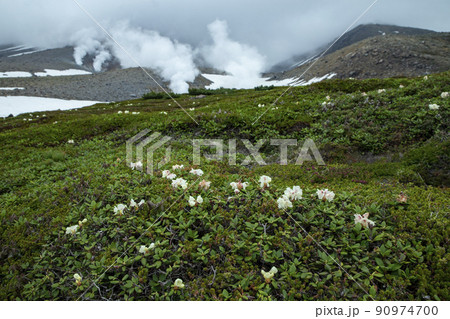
[0,45,90,73]
[270,24,438,72]
[272,31,450,81]
[0,44,212,101]
[324,23,437,56]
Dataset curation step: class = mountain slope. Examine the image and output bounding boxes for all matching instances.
[274,32,450,81]
[269,24,437,73]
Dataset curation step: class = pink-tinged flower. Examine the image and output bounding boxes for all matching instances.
[172,164,184,170]
[259,175,272,189]
[354,213,375,228]
[162,170,171,178]
[199,179,211,190]
[316,189,335,202]
[277,195,293,209]
[396,193,407,203]
[230,181,249,194]
[284,186,302,201]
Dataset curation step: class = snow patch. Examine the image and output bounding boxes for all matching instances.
[0,71,32,78]
[0,96,102,117]
[293,73,336,86]
[34,69,92,77]
[0,87,25,90]
[202,73,335,90]
[0,45,33,53]
[8,49,46,58]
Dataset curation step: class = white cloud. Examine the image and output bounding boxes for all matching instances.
[201,20,266,88]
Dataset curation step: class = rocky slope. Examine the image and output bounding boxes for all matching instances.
[0,67,211,101]
[273,32,450,81]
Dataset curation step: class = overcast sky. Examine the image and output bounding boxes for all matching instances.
[1,0,449,66]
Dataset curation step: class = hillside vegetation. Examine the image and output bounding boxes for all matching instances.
[0,72,448,300]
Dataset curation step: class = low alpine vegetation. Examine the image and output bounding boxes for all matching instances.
[0,72,448,301]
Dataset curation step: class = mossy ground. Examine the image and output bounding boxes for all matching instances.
[0,72,448,300]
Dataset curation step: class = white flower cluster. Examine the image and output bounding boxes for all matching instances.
[78,218,88,227]
[277,185,302,209]
[261,266,278,283]
[174,278,185,289]
[113,203,127,216]
[65,224,79,235]
[117,110,140,114]
[259,175,272,189]
[316,189,335,202]
[74,273,82,286]
[139,243,155,255]
[277,195,293,209]
[258,103,265,108]
[188,195,203,207]
[130,161,143,170]
[67,139,74,144]
[162,170,176,180]
[377,89,386,93]
[428,104,440,110]
[354,213,375,228]
[230,181,249,194]
[190,168,204,176]
[441,92,449,98]
[199,179,211,190]
[130,199,145,208]
[172,178,188,190]
[284,186,303,201]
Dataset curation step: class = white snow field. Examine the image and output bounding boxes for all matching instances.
[0,96,102,117]
[0,69,92,78]
[201,73,336,90]
[35,69,92,77]
[0,71,32,78]
[0,87,25,90]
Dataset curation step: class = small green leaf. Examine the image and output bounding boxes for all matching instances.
[375,258,384,268]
